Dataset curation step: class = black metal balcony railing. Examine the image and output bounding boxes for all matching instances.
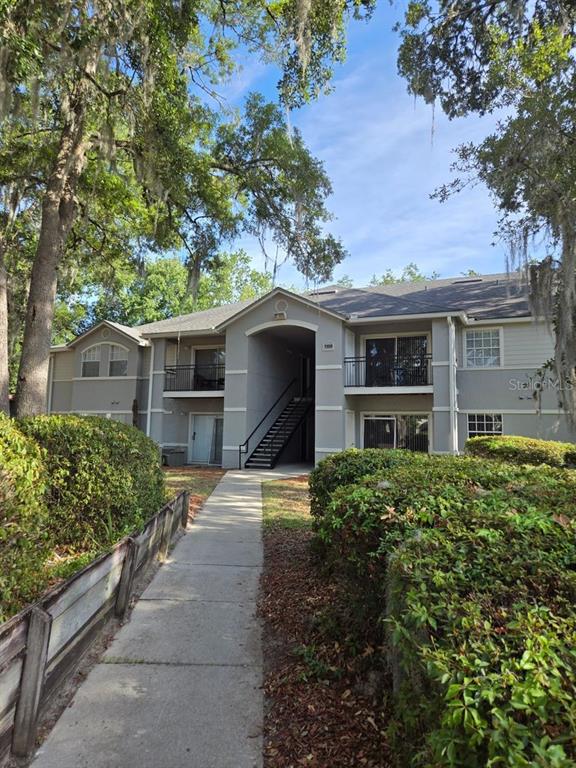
[344,355,432,387]
[164,364,225,392]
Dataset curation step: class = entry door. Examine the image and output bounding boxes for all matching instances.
[363,416,396,449]
[189,415,223,464]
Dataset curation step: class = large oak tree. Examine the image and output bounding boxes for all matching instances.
[397,0,576,419]
[0,0,374,416]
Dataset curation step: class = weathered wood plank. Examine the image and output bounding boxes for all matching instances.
[180,491,190,527]
[0,707,16,766]
[47,561,123,661]
[0,614,28,673]
[12,608,52,758]
[0,658,23,722]
[158,507,174,562]
[41,594,116,711]
[135,525,153,569]
[43,542,128,621]
[115,537,138,620]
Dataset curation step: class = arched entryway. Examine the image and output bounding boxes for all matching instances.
[241,323,316,468]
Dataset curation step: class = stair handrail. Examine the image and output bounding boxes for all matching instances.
[267,386,314,467]
[238,378,298,469]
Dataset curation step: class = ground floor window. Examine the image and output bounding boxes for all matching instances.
[362,414,429,452]
[467,413,503,438]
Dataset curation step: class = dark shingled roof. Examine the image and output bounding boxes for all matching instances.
[307,272,530,320]
[135,300,254,336]
[126,272,531,341]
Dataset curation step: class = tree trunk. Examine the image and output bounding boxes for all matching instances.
[554,215,576,424]
[0,243,9,415]
[187,254,202,306]
[15,87,91,416]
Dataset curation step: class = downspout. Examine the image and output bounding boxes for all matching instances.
[46,354,54,414]
[447,316,458,453]
[146,342,155,437]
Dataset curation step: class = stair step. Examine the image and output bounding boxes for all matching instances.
[245,396,313,468]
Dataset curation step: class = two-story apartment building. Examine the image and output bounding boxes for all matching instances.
[47,273,576,468]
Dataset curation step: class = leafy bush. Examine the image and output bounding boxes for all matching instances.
[312,450,576,766]
[0,413,49,622]
[19,415,165,551]
[466,434,576,468]
[308,448,427,518]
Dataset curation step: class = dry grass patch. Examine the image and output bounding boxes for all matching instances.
[163,465,224,521]
[262,475,312,530]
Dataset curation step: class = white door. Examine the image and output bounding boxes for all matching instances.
[189,415,223,464]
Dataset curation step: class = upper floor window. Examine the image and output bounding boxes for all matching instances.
[81,346,100,377]
[109,344,128,377]
[465,329,501,367]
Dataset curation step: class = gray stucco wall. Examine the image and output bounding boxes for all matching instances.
[48,303,576,467]
[452,319,576,449]
[146,334,226,450]
[219,294,347,468]
[49,327,145,423]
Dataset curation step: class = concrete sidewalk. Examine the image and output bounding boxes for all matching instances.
[32,469,302,768]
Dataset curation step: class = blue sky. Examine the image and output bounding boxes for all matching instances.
[226,4,509,289]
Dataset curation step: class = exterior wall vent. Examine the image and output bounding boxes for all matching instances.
[274,299,288,320]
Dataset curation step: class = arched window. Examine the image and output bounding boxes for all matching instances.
[109,344,128,377]
[81,345,101,377]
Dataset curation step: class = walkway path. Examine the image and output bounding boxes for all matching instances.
[32,469,303,768]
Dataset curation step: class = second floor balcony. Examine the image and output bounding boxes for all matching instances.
[164,364,225,395]
[344,354,433,392]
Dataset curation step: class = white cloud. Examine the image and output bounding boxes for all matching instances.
[286,54,506,284]
[224,10,509,288]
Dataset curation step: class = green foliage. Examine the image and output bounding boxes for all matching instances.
[396,1,576,423]
[466,434,576,468]
[0,413,49,622]
[18,415,165,551]
[1,0,365,405]
[74,251,273,334]
[308,447,426,518]
[312,449,576,766]
[369,261,440,285]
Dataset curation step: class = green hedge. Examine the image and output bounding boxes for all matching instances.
[311,450,576,766]
[18,415,165,551]
[466,434,576,468]
[0,413,49,622]
[308,448,428,518]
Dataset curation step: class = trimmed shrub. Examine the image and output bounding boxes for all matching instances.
[0,413,49,621]
[312,450,576,766]
[308,448,428,518]
[466,434,576,467]
[18,415,165,550]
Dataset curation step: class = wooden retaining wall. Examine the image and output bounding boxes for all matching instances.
[0,491,189,764]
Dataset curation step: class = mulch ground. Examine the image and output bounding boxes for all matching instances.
[259,527,391,768]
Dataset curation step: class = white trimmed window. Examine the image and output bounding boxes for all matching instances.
[467,413,503,438]
[81,346,101,377]
[109,344,128,377]
[465,329,501,367]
